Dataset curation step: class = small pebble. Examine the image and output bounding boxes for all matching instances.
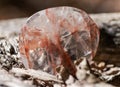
[98,62,106,69]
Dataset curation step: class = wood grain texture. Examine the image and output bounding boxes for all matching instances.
[91,13,120,66]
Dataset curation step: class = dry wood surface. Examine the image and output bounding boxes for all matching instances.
[0,13,120,87]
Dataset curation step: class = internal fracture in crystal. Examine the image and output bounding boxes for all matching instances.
[19,6,99,76]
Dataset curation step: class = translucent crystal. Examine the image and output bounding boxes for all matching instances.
[19,6,99,75]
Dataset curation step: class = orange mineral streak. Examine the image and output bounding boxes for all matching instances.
[20,9,77,76]
[20,26,43,68]
[46,9,77,76]
[80,11,100,57]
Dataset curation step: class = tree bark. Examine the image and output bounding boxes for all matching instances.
[91,13,120,66]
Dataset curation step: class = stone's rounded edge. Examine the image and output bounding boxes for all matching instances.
[26,6,84,27]
[26,12,40,25]
[19,6,100,76]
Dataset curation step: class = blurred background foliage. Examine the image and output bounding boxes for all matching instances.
[0,0,120,20]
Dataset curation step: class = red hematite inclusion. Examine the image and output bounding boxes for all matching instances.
[19,6,99,76]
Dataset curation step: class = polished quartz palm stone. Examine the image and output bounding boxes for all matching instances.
[19,6,99,75]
